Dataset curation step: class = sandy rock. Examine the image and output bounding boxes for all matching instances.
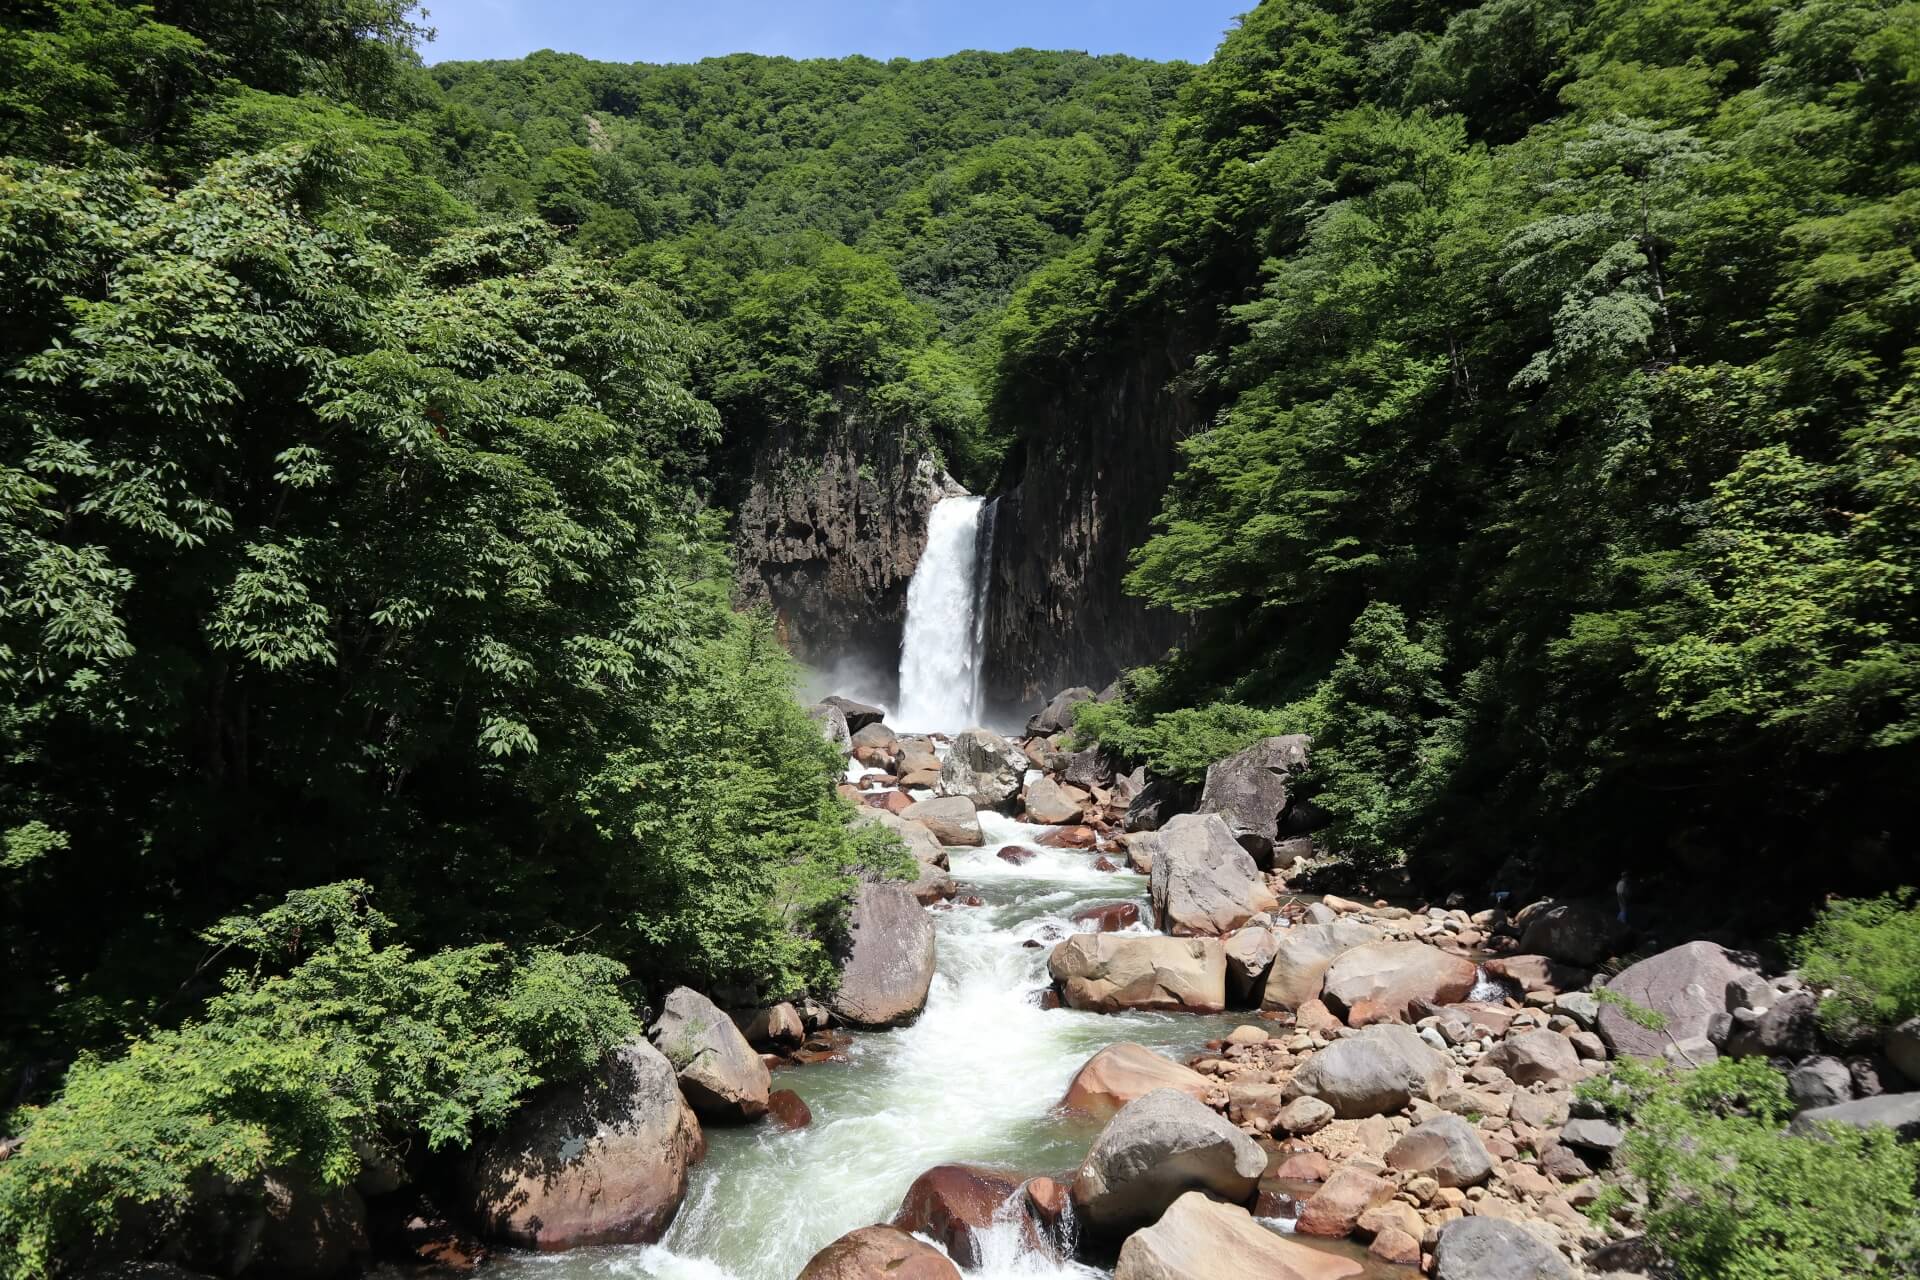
[796,1225,960,1280]
[1196,735,1311,865]
[1598,941,1761,1060]
[1386,1114,1494,1188]
[1484,1032,1582,1087]
[464,1038,703,1249]
[1062,1043,1213,1116]
[1024,775,1086,824]
[1071,1089,1266,1237]
[899,796,983,847]
[649,987,771,1122]
[829,882,936,1028]
[1150,813,1279,936]
[1049,934,1227,1014]
[938,728,1029,810]
[1297,1166,1395,1237]
[1224,927,1280,1004]
[1261,922,1385,1011]
[1288,1024,1452,1118]
[1115,1192,1364,1280]
[1323,942,1478,1026]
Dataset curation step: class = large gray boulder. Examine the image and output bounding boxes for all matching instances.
[1789,1092,1920,1142]
[808,703,853,754]
[1385,1114,1493,1187]
[1023,775,1086,824]
[1726,990,1821,1060]
[1049,934,1227,1014]
[900,795,983,847]
[1124,775,1198,833]
[829,882,936,1028]
[938,728,1029,810]
[1071,1089,1266,1237]
[821,696,886,733]
[1196,735,1311,864]
[464,1038,704,1249]
[1432,1217,1572,1280]
[854,809,955,903]
[648,987,771,1122]
[1516,899,1621,968]
[1027,686,1097,736]
[1149,812,1279,936]
[1114,1191,1365,1280]
[1260,921,1385,1010]
[1598,941,1762,1059]
[1322,941,1478,1025]
[1287,1023,1452,1118]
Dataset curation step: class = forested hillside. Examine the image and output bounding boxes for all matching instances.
[1027,0,1920,920]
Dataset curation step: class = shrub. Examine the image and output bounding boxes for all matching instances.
[1792,891,1920,1041]
[1583,1056,1920,1280]
[1068,695,1298,784]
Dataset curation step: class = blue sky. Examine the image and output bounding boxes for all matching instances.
[418,1,1252,65]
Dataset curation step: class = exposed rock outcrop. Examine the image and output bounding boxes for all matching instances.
[829,882,936,1028]
[1598,941,1760,1059]
[1149,812,1278,936]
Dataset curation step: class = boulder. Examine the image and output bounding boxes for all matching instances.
[1048,934,1227,1014]
[1062,1042,1213,1116]
[1072,902,1141,933]
[1115,1192,1365,1280]
[232,1171,369,1280]
[1296,1166,1395,1237]
[649,987,771,1122]
[1789,1092,1920,1142]
[1023,775,1085,825]
[898,795,982,847]
[1124,775,1198,833]
[1062,748,1113,792]
[1559,1117,1625,1157]
[1432,1217,1572,1280]
[1788,1056,1855,1111]
[1726,990,1820,1061]
[1261,922,1385,1011]
[1287,1023,1452,1118]
[1149,812,1279,936]
[850,722,898,753]
[1322,941,1479,1025]
[796,1225,960,1280]
[464,1038,703,1249]
[1886,1018,1920,1086]
[893,1164,1030,1268]
[1223,927,1280,1005]
[1598,941,1763,1059]
[896,748,942,779]
[822,696,887,733]
[1196,735,1310,864]
[829,882,936,1028]
[1027,686,1098,736]
[854,806,947,861]
[1278,1095,1335,1135]
[1485,954,1592,994]
[1070,1089,1266,1237]
[1484,1031,1583,1086]
[1516,899,1621,968]
[766,1089,812,1130]
[938,728,1029,810]
[1385,1114,1494,1187]
[1122,831,1159,874]
[808,704,853,754]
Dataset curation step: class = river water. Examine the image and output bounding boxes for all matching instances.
[475,815,1241,1280]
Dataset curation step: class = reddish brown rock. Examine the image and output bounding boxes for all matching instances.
[1038,825,1098,849]
[767,1089,812,1130]
[1073,902,1142,932]
[1322,942,1479,1026]
[1296,1167,1395,1238]
[1368,1226,1421,1266]
[1023,1175,1070,1232]
[894,1165,1032,1268]
[1295,998,1345,1036]
[997,846,1037,865]
[1484,954,1590,994]
[1062,1042,1213,1116]
[797,1225,961,1280]
[1272,1151,1332,1182]
[1092,856,1121,872]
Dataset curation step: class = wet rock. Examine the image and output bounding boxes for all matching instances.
[464,1038,703,1249]
[1196,735,1311,865]
[766,1089,812,1130]
[1321,941,1478,1026]
[1598,941,1763,1060]
[1788,1056,1854,1111]
[1297,1166,1395,1238]
[1788,1092,1920,1141]
[894,1164,1031,1268]
[1124,775,1198,833]
[822,696,887,734]
[1023,775,1086,824]
[1260,922,1386,1011]
[938,728,1029,810]
[1484,1031,1583,1087]
[1048,934,1227,1014]
[1515,899,1621,968]
[899,796,983,847]
[1073,902,1141,932]
[1223,927,1280,1005]
[650,987,771,1123]
[1063,1043,1213,1116]
[1149,813,1279,936]
[1037,824,1098,849]
[1432,1217,1572,1280]
[1287,1023,1452,1118]
[796,1225,961,1280]
[1071,1089,1266,1238]
[809,704,853,753]
[375,1194,485,1274]
[997,846,1037,865]
[1028,686,1098,736]
[829,882,936,1028]
[1386,1114,1494,1188]
[1115,1191,1365,1280]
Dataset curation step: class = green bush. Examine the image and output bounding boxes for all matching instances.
[0,882,636,1280]
[1792,891,1920,1041]
[1583,1056,1920,1280]
[1069,693,1298,784]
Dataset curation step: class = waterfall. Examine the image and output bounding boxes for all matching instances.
[894,495,994,732]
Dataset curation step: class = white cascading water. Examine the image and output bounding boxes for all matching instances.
[893,496,991,732]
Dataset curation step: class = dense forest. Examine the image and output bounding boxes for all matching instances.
[1,0,1918,1276]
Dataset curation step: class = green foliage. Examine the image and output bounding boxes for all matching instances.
[1793,891,1920,1039]
[0,882,635,1280]
[1586,1056,1920,1279]
[1594,985,1671,1032]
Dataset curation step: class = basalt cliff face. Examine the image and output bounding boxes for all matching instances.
[733,420,960,679]
[981,341,1196,709]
